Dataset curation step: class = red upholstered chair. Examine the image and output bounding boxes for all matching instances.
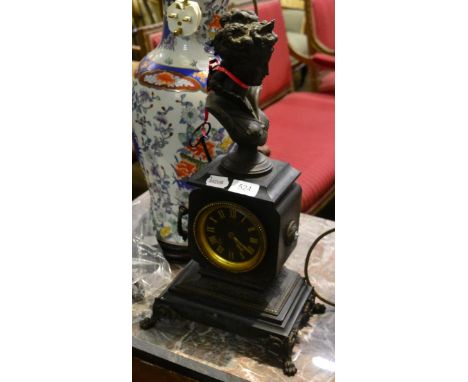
[308,0,335,52]
[134,22,163,58]
[148,30,163,50]
[256,0,335,214]
[299,0,335,93]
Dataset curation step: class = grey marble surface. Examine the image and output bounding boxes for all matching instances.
[132,191,335,382]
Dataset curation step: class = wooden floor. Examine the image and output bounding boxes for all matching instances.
[133,357,197,382]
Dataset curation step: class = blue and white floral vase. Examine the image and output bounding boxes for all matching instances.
[132,0,232,251]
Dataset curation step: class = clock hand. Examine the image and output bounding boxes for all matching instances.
[233,236,253,255]
[233,238,245,252]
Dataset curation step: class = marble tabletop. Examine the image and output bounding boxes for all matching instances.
[132,191,335,382]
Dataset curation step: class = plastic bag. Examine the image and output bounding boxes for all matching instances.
[132,197,172,323]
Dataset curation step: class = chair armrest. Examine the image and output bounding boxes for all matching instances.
[312,53,335,69]
[309,38,335,56]
[288,43,335,70]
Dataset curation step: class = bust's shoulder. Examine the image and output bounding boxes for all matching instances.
[206,91,245,122]
[206,91,268,146]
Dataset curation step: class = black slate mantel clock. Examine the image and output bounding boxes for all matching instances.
[139,9,325,376]
[140,155,325,376]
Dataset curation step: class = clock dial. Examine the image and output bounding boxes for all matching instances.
[193,202,267,272]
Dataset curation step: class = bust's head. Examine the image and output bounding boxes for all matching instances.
[212,10,278,86]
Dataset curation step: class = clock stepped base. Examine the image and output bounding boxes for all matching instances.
[140,261,326,376]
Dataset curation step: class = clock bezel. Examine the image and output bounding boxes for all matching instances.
[193,201,267,273]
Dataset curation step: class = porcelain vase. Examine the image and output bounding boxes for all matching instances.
[132,0,231,251]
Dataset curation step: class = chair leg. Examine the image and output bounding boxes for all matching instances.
[299,65,308,88]
[308,64,320,92]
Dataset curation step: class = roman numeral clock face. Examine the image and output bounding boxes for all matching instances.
[193,202,267,272]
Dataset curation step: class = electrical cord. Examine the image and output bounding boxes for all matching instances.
[304,228,335,307]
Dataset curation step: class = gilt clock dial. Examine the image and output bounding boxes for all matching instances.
[193,201,267,272]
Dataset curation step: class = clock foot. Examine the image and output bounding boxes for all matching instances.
[283,329,299,376]
[269,290,325,376]
[139,298,180,330]
[283,360,297,377]
[313,302,326,315]
[265,331,299,376]
[299,291,326,327]
[139,317,156,330]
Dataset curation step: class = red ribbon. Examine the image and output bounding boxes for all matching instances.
[208,58,249,90]
[198,58,249,146]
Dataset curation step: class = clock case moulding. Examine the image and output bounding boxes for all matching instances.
[141,155,326,376]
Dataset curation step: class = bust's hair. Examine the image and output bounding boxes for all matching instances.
[212,10,278,65]
[220,9,259,26]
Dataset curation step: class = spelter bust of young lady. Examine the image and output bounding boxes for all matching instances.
[206,10,278,175]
